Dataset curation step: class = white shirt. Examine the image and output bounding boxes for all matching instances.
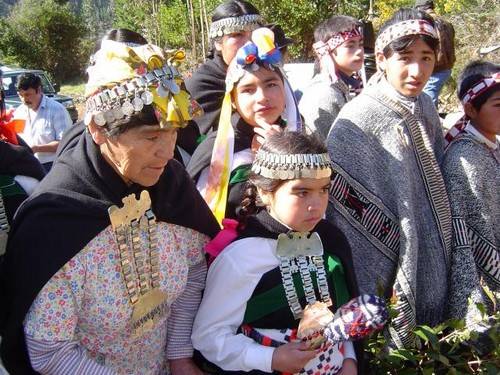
[192,237,355,373]
[15,95,72,163]
[465,122,499,150]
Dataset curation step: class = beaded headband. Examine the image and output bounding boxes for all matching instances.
[84,40,201,129]
[251,150,332,180]
[461,72,500,104]
[209,14,263,40]
[375,19,437,55]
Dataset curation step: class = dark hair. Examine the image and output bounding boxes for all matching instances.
[379,8,438,58]
[102,105,159,138]
[16,73,42,91]
[0,70,5,116]
[208,0,261,58]
[458,60,500,111]
[313,15,362,75]
[238,131,327,225]
[212,0,260,23]
[103,29,148,45]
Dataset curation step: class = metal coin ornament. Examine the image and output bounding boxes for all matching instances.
[122,100,135,116]
[94,112,106,126]
[141,91,154,105]
[132,96,144,112]
[112,105,125,120]
[103,110,115,124]
[157,84,168,98]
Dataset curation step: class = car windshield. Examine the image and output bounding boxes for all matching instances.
[2,73,54,97]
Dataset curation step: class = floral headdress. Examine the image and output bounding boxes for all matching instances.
[84,39,201,129]
[201,27,302,224]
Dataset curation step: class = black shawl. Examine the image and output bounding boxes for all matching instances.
[184,53,227,136]
[196,210,364,374]
[0,128,220,374]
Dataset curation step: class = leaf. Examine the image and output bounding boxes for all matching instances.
[415,325,440,350]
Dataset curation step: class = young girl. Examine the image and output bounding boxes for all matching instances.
[442,61,499,317]
[299,15,364,141]
[192,131,361,375]
[326,8,453,348]
[187,27,301,223]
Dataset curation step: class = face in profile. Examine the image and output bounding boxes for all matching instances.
[215,31,252,66]
[332,36,364,75]
[92,123,178,187]
[377,37,436,97]
[233,67,286,127]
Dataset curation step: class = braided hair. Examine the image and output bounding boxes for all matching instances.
[238,131,327,228]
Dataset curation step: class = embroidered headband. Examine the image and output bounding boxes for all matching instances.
[84,39,201,129]
[209,14,263,40]
[461,72,500,104]
[201,27,302,224]
[313,26,363,83]
[251,150,332,180]
[375,19,437,55]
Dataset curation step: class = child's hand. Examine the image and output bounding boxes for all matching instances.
[271,341,317,373]
[252,119,283,149]
[337,358,357,375]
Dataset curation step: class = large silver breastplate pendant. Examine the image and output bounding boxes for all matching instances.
[276,232,332,319]
[108,190,168,338]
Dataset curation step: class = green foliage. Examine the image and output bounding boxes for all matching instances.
[251,0,369,60]
[366,304,500,374]
[0,0,89,82]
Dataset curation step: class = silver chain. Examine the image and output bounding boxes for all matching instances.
[279,258,303,319]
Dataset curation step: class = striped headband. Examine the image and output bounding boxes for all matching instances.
[375,19,437,54]
[461,72,500,104]
[313,26,363,83]
[209,14,263,40]
[313,27,363,58]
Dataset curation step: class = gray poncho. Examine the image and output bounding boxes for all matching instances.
[299,73,350,141]
[442,127,499,317]
[326,77,452,348]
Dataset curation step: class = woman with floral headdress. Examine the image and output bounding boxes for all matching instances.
[326,8,457,348]
[187,27,302,225]
[179,0,263,153]
[0,29,219,374]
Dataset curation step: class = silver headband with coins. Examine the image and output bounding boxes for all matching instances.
[84,64,182,127]
[252,150,332,180]
[375,19,437,55]
[209,14,263,40]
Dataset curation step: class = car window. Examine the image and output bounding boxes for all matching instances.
[2,73,55,96]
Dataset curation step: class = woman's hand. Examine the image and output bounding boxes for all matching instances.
[169,358,204,375]
[337,358,357,375]
[251,119,283,151]
[271,342,317,373]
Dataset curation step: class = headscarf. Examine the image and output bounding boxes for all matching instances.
[84,39,201,129]
[201,27,302,224]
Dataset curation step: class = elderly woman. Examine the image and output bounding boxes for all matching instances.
[0,29,219,374]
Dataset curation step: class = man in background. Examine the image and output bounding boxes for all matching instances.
[415,0,456,108]
[14,73,72,172]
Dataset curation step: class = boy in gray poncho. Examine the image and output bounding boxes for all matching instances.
[443,61,499,317]
[326,8,453,349]
[299,16,364,141]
